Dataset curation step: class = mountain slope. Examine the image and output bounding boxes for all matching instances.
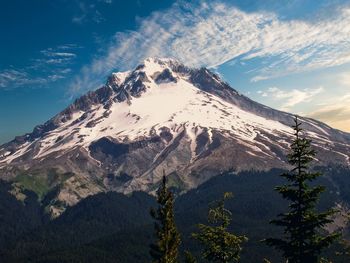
[2,169,349,263]
[0,58,349,214]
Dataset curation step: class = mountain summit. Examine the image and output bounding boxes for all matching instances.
[1,58,349,215]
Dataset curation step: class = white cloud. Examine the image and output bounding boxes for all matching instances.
[338,72,350,87]
[44,58,74,65]
[69,1,350,94]
[40,50,76,58]
[308,93,350,132]
[0,69,46,89]
[258,86,324,111]
[72,1,108,25]
[0,45,77,89]
[257,90,268,97]
[99,0,112,4]
[35,47,78,66]
[56,44,81,50]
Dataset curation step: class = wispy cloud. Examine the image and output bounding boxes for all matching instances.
[56,44,81,50]
[72,1,109,25]
[0,69,46,89]
[37,47,77,65]
[257,86,324,111]
[69,1,350,94]
[338,72,350,87]
[0,45,78,90]
[308,93,350,131]
[40,50,77,58]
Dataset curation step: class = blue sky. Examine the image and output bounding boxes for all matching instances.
[1,0,350,144]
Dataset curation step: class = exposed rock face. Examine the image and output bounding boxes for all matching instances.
[0,57,349,215]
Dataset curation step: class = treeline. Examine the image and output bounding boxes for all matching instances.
[151,176,247,263]
[0,170,348,262]
[0,117,349,262]
[149,117,347,263]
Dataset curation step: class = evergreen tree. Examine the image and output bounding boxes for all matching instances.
[265,116,339,263]
[192,192,247,263]
[343,239,350,256]
[150,175,181,263]
[184,250,197,263]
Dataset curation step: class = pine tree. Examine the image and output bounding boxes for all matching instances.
[192,192,247,263]
[150,175,181,263]
[345,240,350,256]
[265,116,339,263]
[184,250,197,263]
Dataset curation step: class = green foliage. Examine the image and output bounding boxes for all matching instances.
[319,257,334,263]
[14,169,73,200]
[0,180,44,251]
[15,173,50,200]
[184,250,197,263]
[264,116,340,263]
[0,169,346,262]
[343,239,350,255]
[0,190,156,263]
[335,237,350,259]
[192,192,248,263]
[150,175,181,263]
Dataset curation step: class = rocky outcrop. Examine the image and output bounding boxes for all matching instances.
[0,57,349,216]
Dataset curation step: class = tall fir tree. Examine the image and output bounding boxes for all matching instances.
[265,116,339,263]
[150,175,181,263]
[192,192,247,263]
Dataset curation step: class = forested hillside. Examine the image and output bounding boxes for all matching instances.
[1,167,349,262]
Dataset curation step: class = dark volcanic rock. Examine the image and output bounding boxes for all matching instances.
[154,68,177,84]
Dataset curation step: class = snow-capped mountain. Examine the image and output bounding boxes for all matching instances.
[1,58,349,215]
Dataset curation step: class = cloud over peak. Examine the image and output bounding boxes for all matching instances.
[70,1,350,94]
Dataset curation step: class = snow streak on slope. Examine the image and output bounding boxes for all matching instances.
[0,57,349,213]
[0,58,294,165]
